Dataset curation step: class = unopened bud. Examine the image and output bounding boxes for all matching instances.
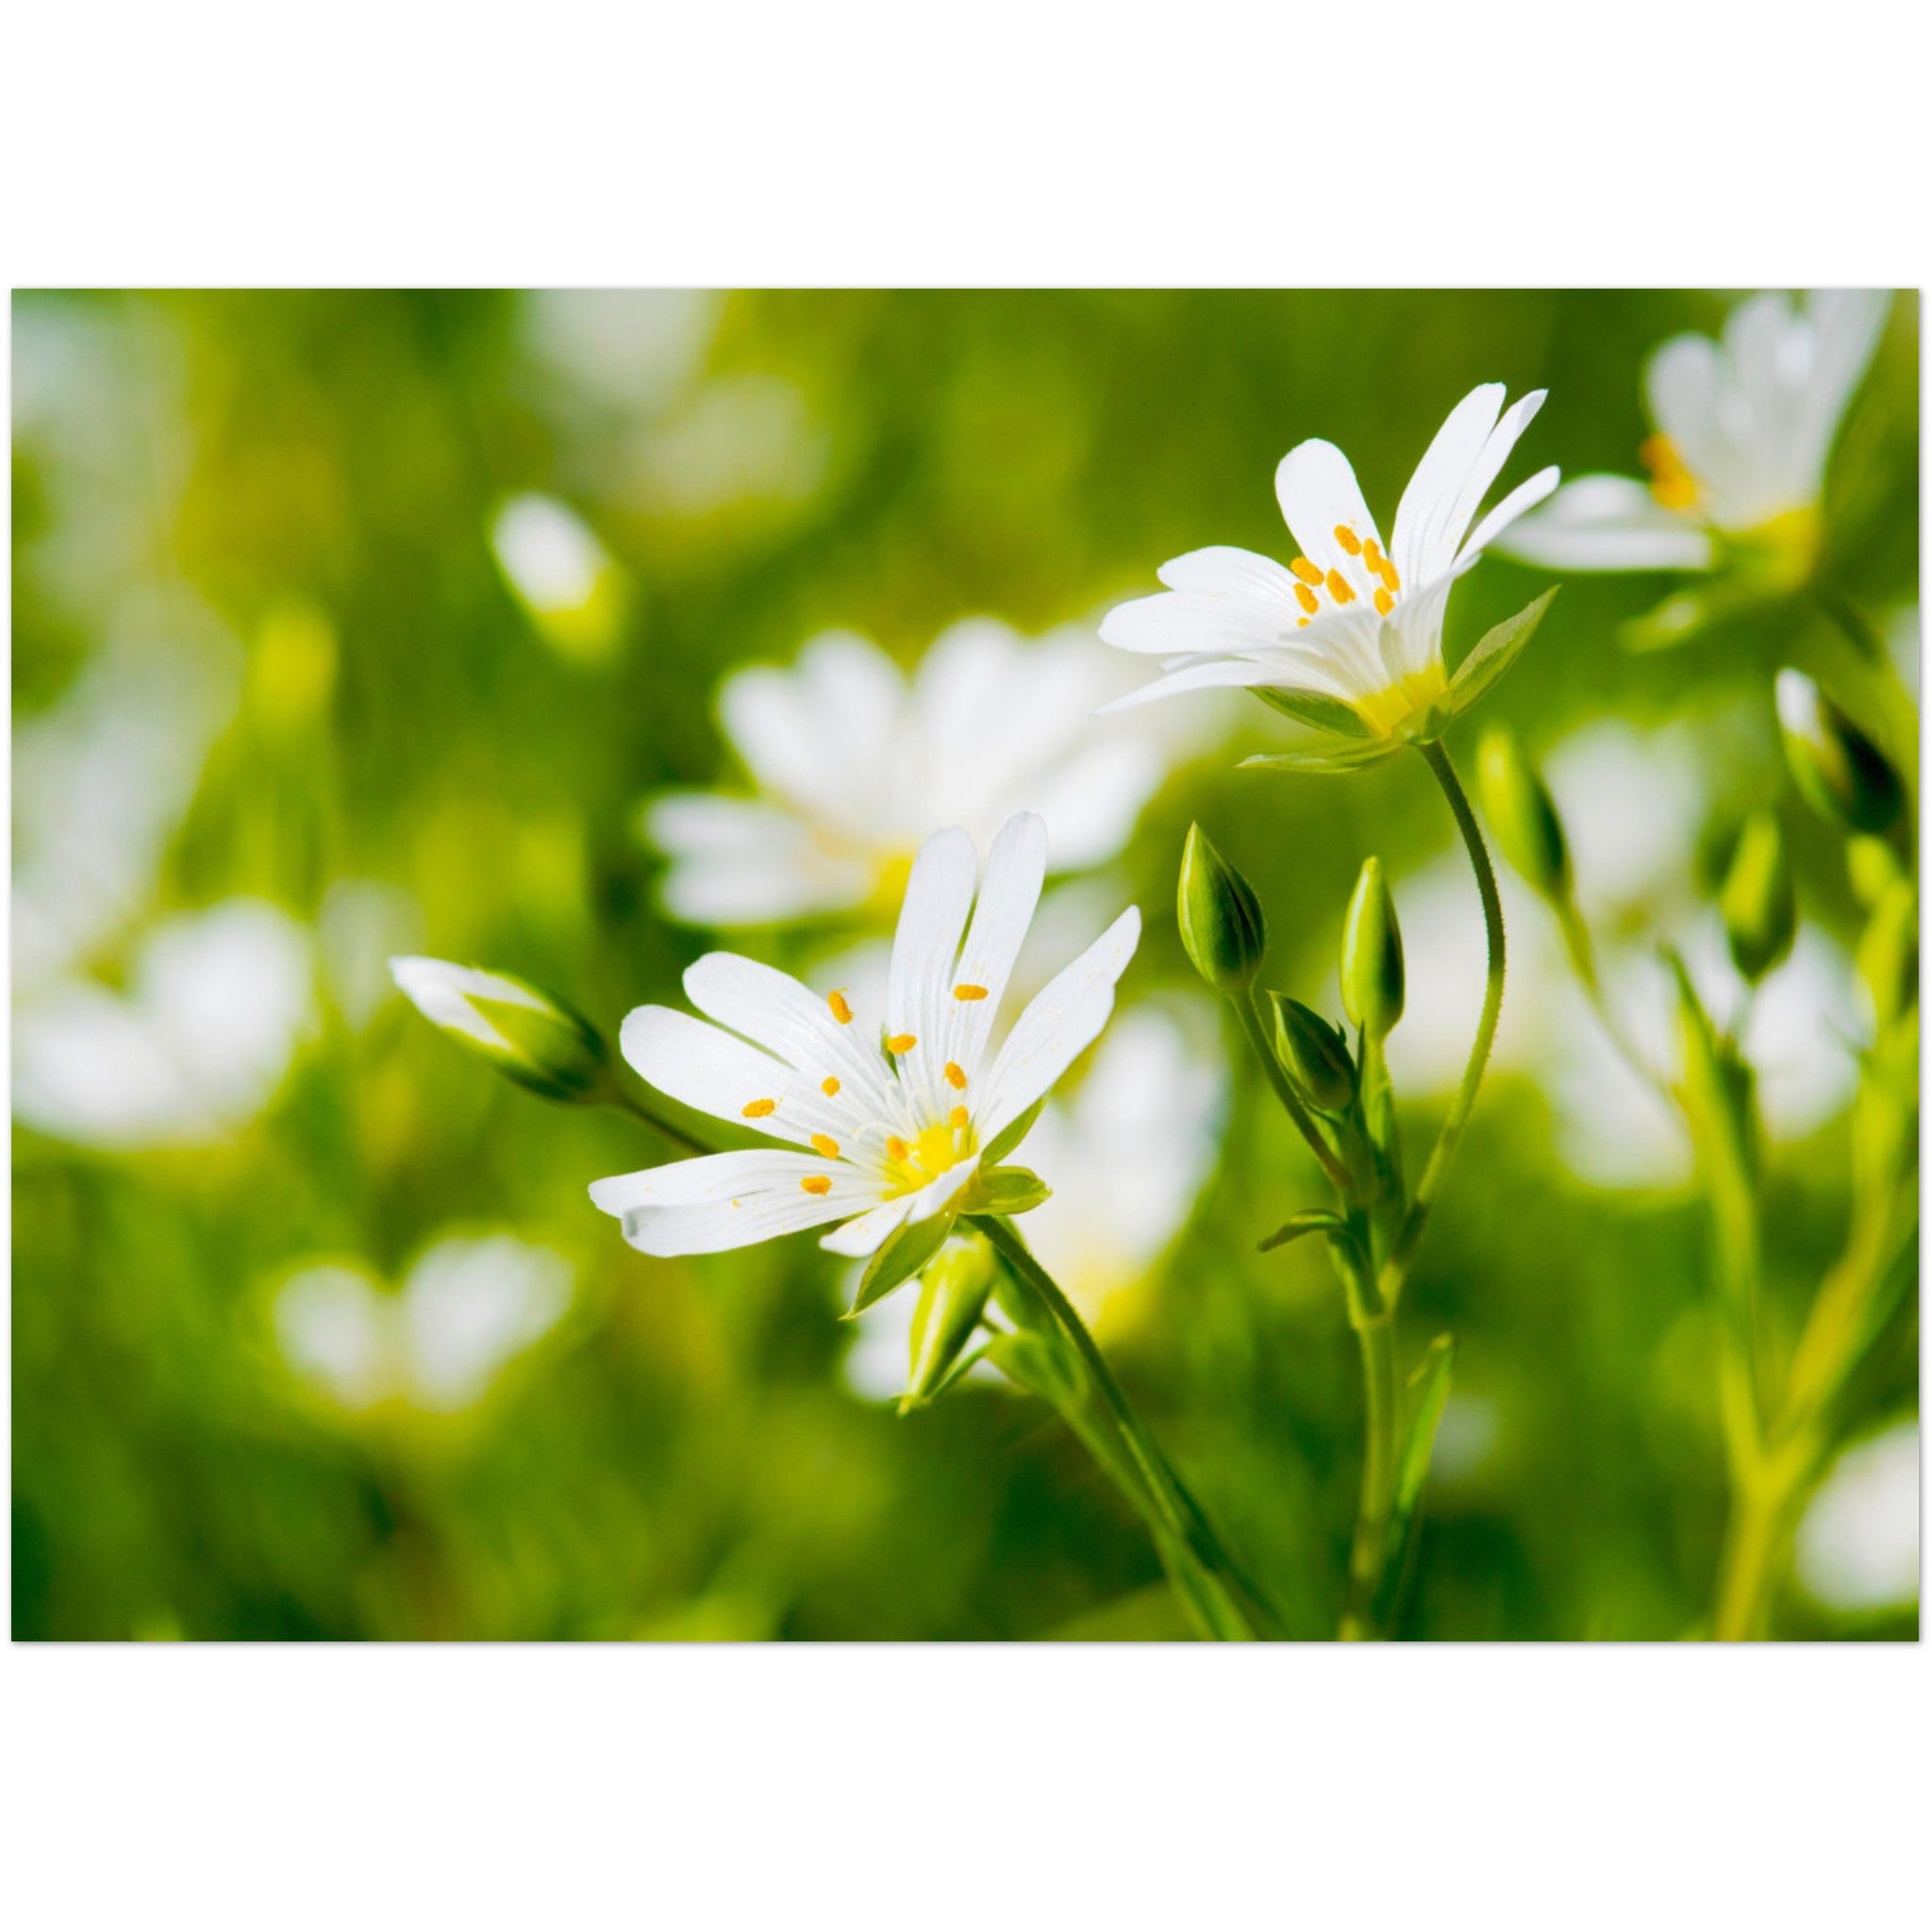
[1476,726,1569,900]
[902,1232,997,1410]
[1177,824,1267,994]
[1718,811,1796,984]
[1269,993,1357,1113]
[390,956,608,1102]
[1776,671,1904,835]
[1341,858,1404,1040]
[1857,881,1918,1033]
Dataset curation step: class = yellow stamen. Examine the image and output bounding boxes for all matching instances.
[1640,434,1700,512]
[886,1136,909,1161]
[800,1175,833,1196]
[952,984,988,1002]
[1353,659,1451,737]
[1375,556,1401,592]
[827,990,854,1024]
[1374,588,1394,615]
[1326,570,1356,605]
[1290,556,1324,586]
[1334,525,1363,556]
[1293,581,1320,615]
[886,1033,916,1054]
[948,1106,969,1130]
[1362,536,1385,571]
[943,1061,967,1090]
[810,1132,840,1158]
[741,1098,777,1119]
[821,1076,841,1097]
[1297,617,1310,628]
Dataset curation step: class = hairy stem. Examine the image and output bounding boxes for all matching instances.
[1236,991,1354,1194]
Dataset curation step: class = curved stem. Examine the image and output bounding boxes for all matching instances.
[1236,991,1354,1194]
[1339,1308,1398,1641]
[972,1213,1286,1639]
[1383,742,1506,1293]
[607,1085,712,1157]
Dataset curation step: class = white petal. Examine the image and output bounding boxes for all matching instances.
[885,825,978,1120]
[1099,588,1296,657]
[980,908,1141,1140]
[619,1005,808,1141]
[1157,545,1304,602]
[589,1150,871,1256]
[645,795,869,925]
[1456,463,1562,568]
[390,957,538,1050]
[683,952,891,1109]
[1790,289,1889,490]
[1496,475,1715,572]
[1274,439,1383,573]
[1390,383,1504,588]
[940,810,1047,1083]
[818,1194,914,1257]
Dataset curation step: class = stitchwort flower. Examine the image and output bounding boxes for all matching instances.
[1098,383,1559,770]
[590,811,1140,1262]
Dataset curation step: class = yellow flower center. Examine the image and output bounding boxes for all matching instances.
[1353,659,1449,737]
[882,1118,976,1197]
[1641,434,1700,512]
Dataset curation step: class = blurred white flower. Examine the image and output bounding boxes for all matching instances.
[1794,1421,1920,1615]
[275,1235,573,1414]
[319,880,424,1030]
[591,813,1140,1261]
[633,374,827,516]
[646,620,1194,927]
[13,901,313,1150]
[846,1002,1227,1397]
[523,290,719,415]
[489,493,628,664]
[1502,291,1889,575]
[1100,382,1558,763]
[1542,720,1708,922]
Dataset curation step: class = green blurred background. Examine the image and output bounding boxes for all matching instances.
[11,290,1920,1640]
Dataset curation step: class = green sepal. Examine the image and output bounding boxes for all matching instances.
[1252,689,1374,739]
[1257,1208,1347,1254]
[1239,736,1397,776]
[981,1097,1046,1167]
[844,1211,955,1317]
[981,1328,1085,1410]
[974,1166,1052,1216]
[1439,588,1558,722]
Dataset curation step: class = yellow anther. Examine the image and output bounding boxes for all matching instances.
[952,983,989,1002]
[821,1076,841,1097]
[1334,525,1363,556]
[1293,581,1320,615]
[1326,570,1356,605]
[1362,536,1385,571]
[741,1098,777,1119]
[1374,556,1401,591]
[1297,617,1311,629]
[800,1174,833,1196]
[827,990,854,1024]
[1290,556,1324,586]
[1374,588,1394,615]
[886,1136,909,1161]
[948,1106,969,1130]
[810,1133,841,1158]
[886,1032,916,1054]
[943,1061,967,1090]
[1641,434,1699,511]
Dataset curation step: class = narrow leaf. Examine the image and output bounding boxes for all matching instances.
[1443,587,1558,717]
[981,1096,1046,1166]
[1257,1208,1346,1253]
[845,1211,953,1317]
[1253,688,1374,739]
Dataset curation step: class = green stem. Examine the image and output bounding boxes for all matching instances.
[1236,991,1354,1194]
[972,1213,1285,1639]
[1555,899,1672,1099]
[1339,1307,1398,1641]
[1382,742,1506,1294]
[607,1084,713,1156]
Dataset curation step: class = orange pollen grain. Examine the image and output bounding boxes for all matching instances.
[949,1107,969,1130]
[800,1175,833,1196]
[827,990,854,1024]
[821,1076,841,1097]
[1297,617,1311,628]
[1375,557,1401,591]
[810,1133,841,1158]
[886,1136,909,1161]
[741,1098,777,1119]
[952,983,989,1002]
[1293,581,1320,615]
[886,1033,916,1054]
[943,1061,967,1090]
[1334,525,1363,556]
[1290,557,1324,586]
[1363,537,1385,570]
[1374,588,1394,615]
[1326,570,1357,605]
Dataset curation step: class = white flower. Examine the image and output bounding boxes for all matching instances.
[1501,291,1889,575]
[1098,383,1558,766]
[644,619,1189,926]
[591,811,1140,1259]
[1794,1420,1920,1615]
[390,956,608,1101]
[275,1234,572,1413]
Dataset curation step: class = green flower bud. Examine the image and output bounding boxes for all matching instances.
[1476,726,1569,901]
[1341,858,1404,1040]
[1776,671,1904,835]
[1177,824,1267,994]
[1857,881,1918,1033]
[390,956,608,1102]
[1268,993,1357,1113]
[1718,811,1796,984]
[902,1231,997,1411]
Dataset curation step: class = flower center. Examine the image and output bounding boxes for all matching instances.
[1640,434,1700,512]
[1290,525,1402,628]
[1353,659,1449,736]
[882,1116,975,1197]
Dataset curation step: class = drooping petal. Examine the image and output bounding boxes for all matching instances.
[1390,383,1505,588]
[589,1150,873,1256]
[1496,475,1715,572]
[1274,439,1384,574]
[978,908,1141,1141]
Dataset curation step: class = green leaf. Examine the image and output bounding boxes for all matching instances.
[981,1096,1046,1166]
[1252,688,1374,738]
[844,1211,955,1317]
[981,1329,1084,1410]
[1393,1334,1457,1520]
[1257,1208,1346,1253]
[1442,587,1558,719]
[975,1166,1052,1215]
